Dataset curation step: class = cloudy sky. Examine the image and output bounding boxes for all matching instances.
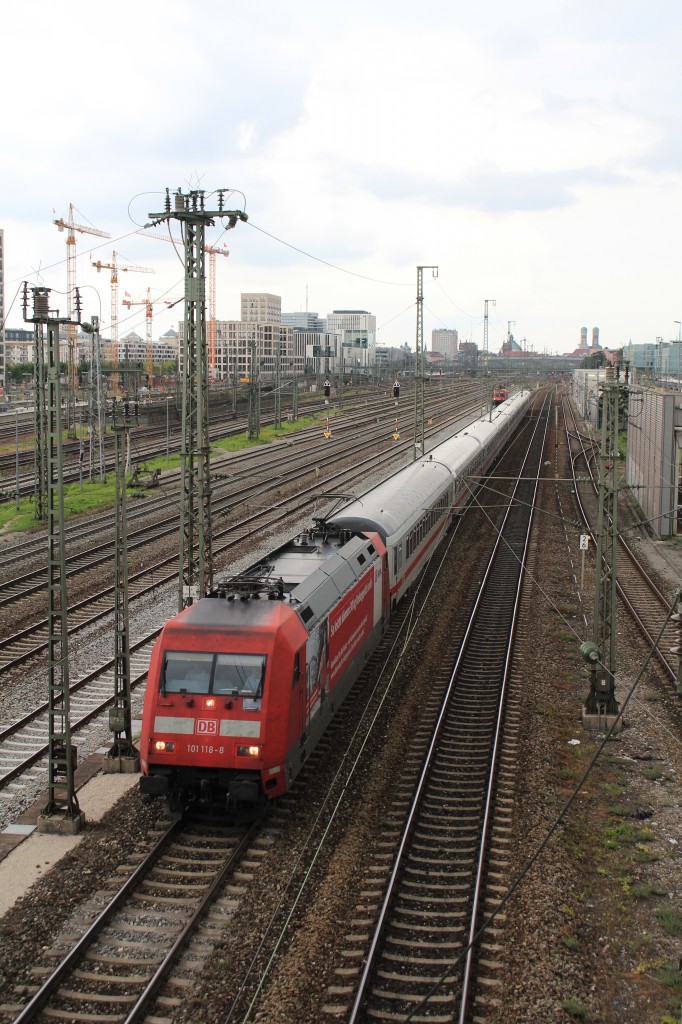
[3,0,681,355]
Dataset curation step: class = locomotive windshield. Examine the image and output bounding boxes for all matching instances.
[161,651,266,697]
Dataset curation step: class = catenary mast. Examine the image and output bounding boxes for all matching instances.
[147,188,247,609]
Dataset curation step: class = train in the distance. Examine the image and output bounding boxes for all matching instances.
[492,383,508,405]
[139,390,532,814]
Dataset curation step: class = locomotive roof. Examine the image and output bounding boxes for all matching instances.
[170,597,290,629]
[203,531,379,635]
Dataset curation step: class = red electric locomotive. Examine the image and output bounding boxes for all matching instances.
[492,383,508,405]
[140,528,387,813]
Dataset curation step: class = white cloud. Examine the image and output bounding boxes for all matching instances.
[3,0,682,352]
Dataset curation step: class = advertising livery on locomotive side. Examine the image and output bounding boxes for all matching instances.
[139,390,531,814]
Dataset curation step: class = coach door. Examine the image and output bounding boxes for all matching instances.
[392,541,403,603]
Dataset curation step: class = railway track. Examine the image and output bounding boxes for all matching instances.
[9,817,262,1024]
[0,634,157,795]
[0,399,493,674]
[207,391,549,1023]
[0,413,392,598]
[0,381,477,500]
[343,395,549,1022]
[0,390,545,1024]
[0,386,474,584]
[0,401,252,497]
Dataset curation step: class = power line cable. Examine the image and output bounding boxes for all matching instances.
[433,278,480,320]
[245,220,412,286]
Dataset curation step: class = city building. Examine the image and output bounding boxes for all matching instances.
[180,294,297,379]
[159,329,179,361]
[179,298,377,379]
[3,328,34,365]
[572,368,607,426]
[431,328,458,362]
[294,330,341,376]
[118,331,178,366]
[326,310,376,370]
[580,327,588,349]
[282,311,325,332]
[240,293,281,325]
[592,326,600,348]
[459,341,479,374]
[212,320,295,378]
[622,340,682,378]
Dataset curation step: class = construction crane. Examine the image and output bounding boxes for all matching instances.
[121,288,180,381]
[206,243,229,376]
[92,252,154,368]
[54,204,111,434]
[136,228,229,375]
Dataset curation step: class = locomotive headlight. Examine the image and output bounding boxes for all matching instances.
[237,745,260,757]
[204,697,216,709]
[154,740,175,752]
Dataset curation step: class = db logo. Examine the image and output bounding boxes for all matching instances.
[196,719,218,735]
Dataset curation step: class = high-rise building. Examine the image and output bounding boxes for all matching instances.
[592,327,600,348]
[0,228,5,391]
[580,327,588,348]
[241,293,281,325]
[326,309,376,334]
[294,330,340,374]
[326,310,376,369]
[431,328,458,361]
[282,311,325,332]
[214,320,295,379]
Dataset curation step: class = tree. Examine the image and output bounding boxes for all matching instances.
[581,350,606,369]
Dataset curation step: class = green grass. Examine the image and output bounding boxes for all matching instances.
[212,413,325,452]
[655,908,682,936]
[630,883,667,899]
[0,414,325,532]
[132,452,182,472]
[602,822,636,849]
[0,477,122,533]
[0,498,40,533]
[654,963,682,1018]
[607,803,631,817]
[562,997,590,1019]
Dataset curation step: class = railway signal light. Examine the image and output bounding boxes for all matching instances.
[393,381,400,398]
[324,379,331,398]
